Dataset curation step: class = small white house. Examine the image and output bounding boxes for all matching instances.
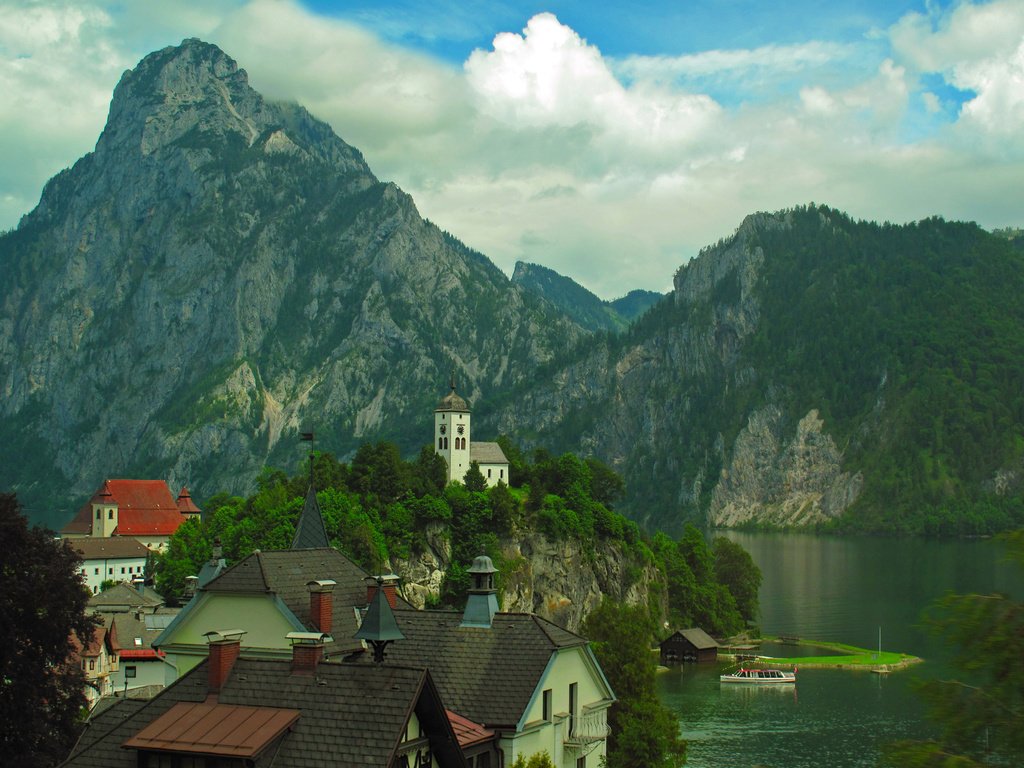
[73,537,150,594]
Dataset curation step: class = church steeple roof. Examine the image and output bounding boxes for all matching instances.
[435,372,469,412]
[291,485,330,550]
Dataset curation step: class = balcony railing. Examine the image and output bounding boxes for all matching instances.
[563,706,610,748]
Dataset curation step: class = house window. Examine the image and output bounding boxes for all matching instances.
[108,509,114,519]
[109,568,114,575]
[477,754,491,768]
[500,469,504,479]
[569,682,579,735]
[121,567,126,574]
[94,568,99,575]
[95,509,100,520]
[439,438,443,449]
[487,468,492,478]
[577,757,586,768]
[89,660,95,671]
[542,688,552,722]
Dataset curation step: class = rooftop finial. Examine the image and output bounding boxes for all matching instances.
[301,429,315,487]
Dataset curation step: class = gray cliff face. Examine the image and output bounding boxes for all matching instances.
[490,211,863,530]
[709,407,862,527]
[0,40,585,523]
[392,528,664,633]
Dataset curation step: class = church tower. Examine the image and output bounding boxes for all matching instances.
[434,374,471,484]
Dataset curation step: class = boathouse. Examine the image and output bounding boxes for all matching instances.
[660,627,719,664]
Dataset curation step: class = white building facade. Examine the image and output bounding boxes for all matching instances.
[434,379,509,488]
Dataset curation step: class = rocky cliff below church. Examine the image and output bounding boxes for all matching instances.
[392,525,664,633]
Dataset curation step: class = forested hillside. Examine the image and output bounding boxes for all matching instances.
[487,208,1024,535]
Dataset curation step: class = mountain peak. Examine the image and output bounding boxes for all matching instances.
[98,38,262,159]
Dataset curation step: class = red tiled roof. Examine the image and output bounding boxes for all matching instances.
[61,479,193,536]
[122,701,300,758]
[119,649,165,660]
[446,710,495,749]
[71,625,107,658]
[116,510,190,536]
[176,486,201,515]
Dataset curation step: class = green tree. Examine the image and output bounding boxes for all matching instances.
[0,494,100,768]
[884,530,1024,767]
[582,599,687,768]
[464,461,487,492]
[510,752,556,768]
[713,536,762,625]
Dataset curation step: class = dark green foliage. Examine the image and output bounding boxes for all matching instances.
[0,494,99,768]
[651,526,750,636]
[154,438,760,638]
[583,599,687,768]
[884,531,1024,767]
[464,461,488,492]
[713,537,762,624]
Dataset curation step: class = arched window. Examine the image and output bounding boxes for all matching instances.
[444,437,449,449]
[439,437,443,449]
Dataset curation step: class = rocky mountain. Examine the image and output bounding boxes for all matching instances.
[511,261,662,332]
[488,208,1024,535]
[0,39,587,528]
[4,39,1022,537]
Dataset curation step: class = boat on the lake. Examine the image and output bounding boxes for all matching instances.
[720,667,797,684]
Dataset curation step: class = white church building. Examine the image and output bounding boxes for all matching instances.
[434,378,510,487]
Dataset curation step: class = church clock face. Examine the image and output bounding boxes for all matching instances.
[457,425,465,435]
[439,425,446,434]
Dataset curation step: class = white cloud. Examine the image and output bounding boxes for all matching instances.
[889,0,1024,138]
[1,2,1023,294]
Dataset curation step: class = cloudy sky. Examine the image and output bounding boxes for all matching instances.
[2,1,1022,297]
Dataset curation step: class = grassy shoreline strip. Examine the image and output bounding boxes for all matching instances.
[721,636,922,671]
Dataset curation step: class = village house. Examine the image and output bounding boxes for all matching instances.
[153,485,395,680]
[73,537,150,594]
[70,624,118,709]
[60,632,468,768]
[434,378,509,488]
[383,557,614,768]
[61,479,201,551]
[88,583,179,697]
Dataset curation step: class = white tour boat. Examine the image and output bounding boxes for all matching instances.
[720,667,797,684]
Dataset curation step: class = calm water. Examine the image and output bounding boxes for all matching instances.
[658,532,1024,768]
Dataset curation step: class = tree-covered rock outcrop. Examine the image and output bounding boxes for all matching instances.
[156,440,758,638]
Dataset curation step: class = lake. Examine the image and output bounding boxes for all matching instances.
[657,532,1024,768]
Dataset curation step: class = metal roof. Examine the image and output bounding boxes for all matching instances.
[122,701,299,758]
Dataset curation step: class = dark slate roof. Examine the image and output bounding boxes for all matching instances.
[88,583,164,609]
[469,442,508,465]
[377,610,587,728]
[664,627,719,650]
[202,549,412,654]
[72,537,151,560]
[291,486,330,550]
[435,388,469,412]
[60,658,465,768]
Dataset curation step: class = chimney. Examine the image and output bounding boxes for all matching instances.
[365,574,399,609]
[204,630,246,694]
[287,632,331,675]
[307,580,336,634]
